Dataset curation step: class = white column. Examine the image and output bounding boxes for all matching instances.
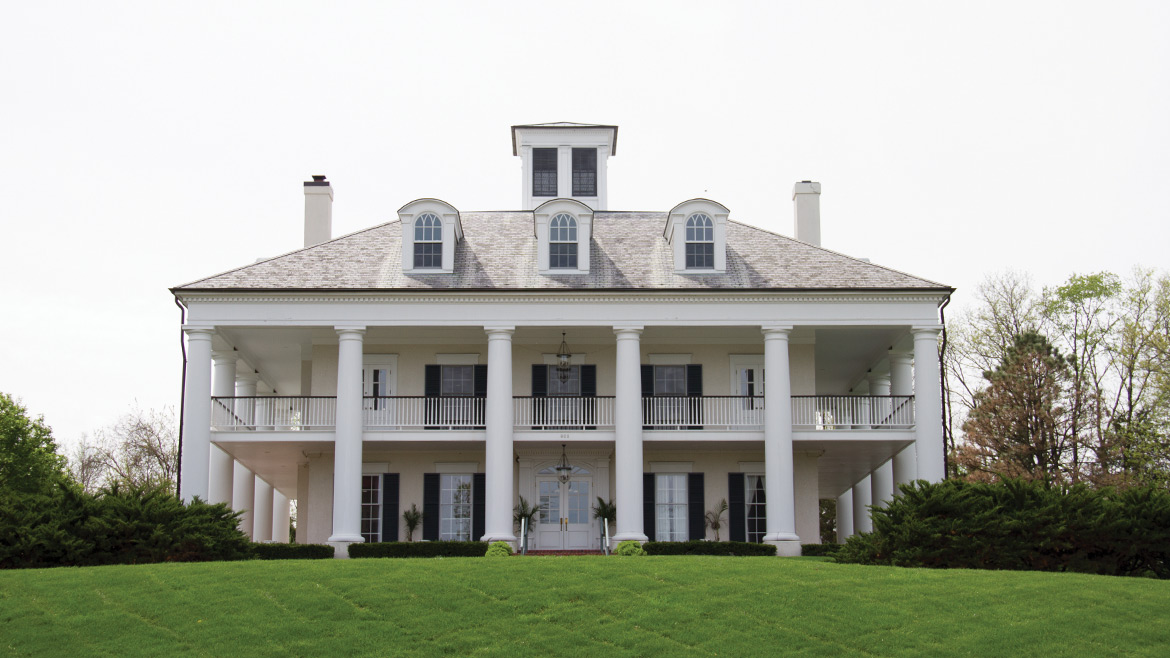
[179,327,215,504]
[329,326,366,550]
[889,349,918,490]
[557,145,571,198]
[232,462,255,539]
[612,326,648,543]
[836,491,854,543]
[253,477,274,542]
[869,373,891,426]
[852,475,873,534]
[912,327,946,483]
[235,371,259,425]
[871,460,895,510]
[762,325,800,555]
[272,491,291,543]
[597,144,610,210]
[208,351,237,506]
[484,326,517,543]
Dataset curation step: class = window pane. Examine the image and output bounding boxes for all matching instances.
[533,148,558,197]
[654,365,686,396]
[414,242,442,268]
[441,365,474,396]
[549,242,578,269]
[546,365,581,396]
[746,475,767,543]
[361,474,381,543]
[441,474,473,541]
[572,148,597,196]
[655,474,687,541]
[685,243,714,269]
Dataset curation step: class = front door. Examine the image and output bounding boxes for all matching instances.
[534,475,593,550]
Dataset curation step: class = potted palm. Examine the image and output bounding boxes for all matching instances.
[402,504,423,542]
[592,497,617,551]
[513,496,542,551]
[705,499,728,541]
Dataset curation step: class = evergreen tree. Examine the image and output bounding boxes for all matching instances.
[0,393,68,495]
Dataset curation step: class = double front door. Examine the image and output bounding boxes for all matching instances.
[535,477,593,550]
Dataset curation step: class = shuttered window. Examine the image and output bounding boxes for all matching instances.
[572,148,596,196]
[533,148,557,197]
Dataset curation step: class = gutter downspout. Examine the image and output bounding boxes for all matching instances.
[175,297,187,499]
[937,294,952,480]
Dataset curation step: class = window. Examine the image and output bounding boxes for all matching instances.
[413,213,442,268]
[572,148,596,196]
[440,473,473,540]
[746,475,766,543]
[533,148,557,197]
[361,475,381,543]
[655,474,688,541]
[685,213,714,269]
[546,364,581,396]
[549,213,578,269]
[654,365,687,396]
[441,365,475,396]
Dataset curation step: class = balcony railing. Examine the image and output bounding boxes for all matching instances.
[209,395,914,432]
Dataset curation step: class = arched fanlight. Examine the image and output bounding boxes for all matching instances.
[556,332,573,383]
[555,444,573,483]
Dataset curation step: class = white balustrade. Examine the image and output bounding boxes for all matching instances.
[513,396,615,429]
[640,396,765,430]
[791,395,915,429]
[363,396,486,429]
[210,396,336,431]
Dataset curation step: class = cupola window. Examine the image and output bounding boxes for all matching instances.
[549,213,578,269]
[572,148,597,196]
[533,148,558,197]
[413,213,443,268]
[685,213,715,269]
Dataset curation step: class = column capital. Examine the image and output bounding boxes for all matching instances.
[211,350,238,365]
[889,350,914,363]
[183,325,216,339]
[235,371,260,384]
[484,325,515,338]
[335,325,366,338]
[761,324,794,338]
[613,325,644,337]
[910,325,943,338]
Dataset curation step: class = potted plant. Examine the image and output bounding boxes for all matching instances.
[402,503,423,542]
[705,499,728,541]
[592,497,616,550]
[513,496,542,550]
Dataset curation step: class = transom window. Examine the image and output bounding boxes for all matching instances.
[533,148,558,197]
[655,474,688,542]
[440,474,473,541]
[549,213,578,269]
[361,475,381,543]
[685,213,714,269]
[413,213,442,269]
[746,475,766,543]
[572,148,597,196]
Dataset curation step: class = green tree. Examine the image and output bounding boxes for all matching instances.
[0,393,68,495]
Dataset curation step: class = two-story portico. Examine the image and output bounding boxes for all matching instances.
[173,123,951,556]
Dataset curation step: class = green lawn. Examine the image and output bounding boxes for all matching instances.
[1,556,1167,657]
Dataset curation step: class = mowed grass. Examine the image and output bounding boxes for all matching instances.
[2,557,1168,657]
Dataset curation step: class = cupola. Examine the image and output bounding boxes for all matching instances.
[511,122,618,211]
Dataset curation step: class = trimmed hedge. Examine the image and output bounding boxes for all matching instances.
[801,543,842,557]
[348,541,488,558]
[644,540,777,556]
[614,540,646,556]
[251,543,333,560]
[485,541,513,557]
[835,479,1170,579]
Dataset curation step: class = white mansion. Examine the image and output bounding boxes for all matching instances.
[173,123,951,556]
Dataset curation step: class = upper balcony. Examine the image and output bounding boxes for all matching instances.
[209,394,914,433]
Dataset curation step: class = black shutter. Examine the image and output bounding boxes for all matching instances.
[531,364,548,396]
[643,473,656,540]
[688,473,705,541]
[423,473,440,540]
[424,365,441,428]
[382,473,399,542]
[641,365,654,428]
[473,473,486,541]
[473,365,488,427]
[686,365,703,429]
[581,365,597,428]
[728,473,746,542]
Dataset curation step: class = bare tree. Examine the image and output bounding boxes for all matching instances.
[71,406,178,493]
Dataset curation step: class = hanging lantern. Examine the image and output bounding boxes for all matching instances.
[555,443,573,483]
[556,332,573,383]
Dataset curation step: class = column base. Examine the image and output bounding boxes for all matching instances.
[763,539,803,557]
[327,534,364,559]
[611,532,649,544]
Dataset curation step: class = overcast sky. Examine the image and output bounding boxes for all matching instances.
[2,1,1168,448]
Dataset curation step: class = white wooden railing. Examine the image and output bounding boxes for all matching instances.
[513,396,616,429]
[791,395,915,429]
[210,395,914,432]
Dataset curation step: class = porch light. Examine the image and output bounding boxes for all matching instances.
[555,443,573,483]
[556,332,573,383]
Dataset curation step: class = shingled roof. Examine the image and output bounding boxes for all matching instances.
[174,212,949,292]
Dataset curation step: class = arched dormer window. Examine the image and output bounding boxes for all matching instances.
[549,213,578,269]
[413,213,443,268]
[685,213,714,269]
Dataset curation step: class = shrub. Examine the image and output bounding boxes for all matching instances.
[485,541,513,557]
[348,541,488,558]
[835,479,1170,578]
[252,543,334,560]
[643,540,776,556]
[801,543,842,557]
[614,540,645,556]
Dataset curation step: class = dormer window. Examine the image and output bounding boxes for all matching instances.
[533,148,558,197]
[572,148,596,196]
[685,214,714,269]
[413,213,443,268]
[549,213,578,269]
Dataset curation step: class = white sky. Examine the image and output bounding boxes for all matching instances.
[2,1,1168,448]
